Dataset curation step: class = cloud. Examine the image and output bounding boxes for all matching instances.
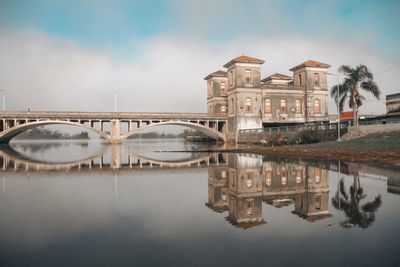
[0,28,398,115]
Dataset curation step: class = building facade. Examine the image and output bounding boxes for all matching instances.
[386,93,400,114]
[205,56,330,137]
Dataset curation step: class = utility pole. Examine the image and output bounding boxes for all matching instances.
[327,73,341,141]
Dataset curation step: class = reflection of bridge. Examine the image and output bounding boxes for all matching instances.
[0,111,227,144]
[0,146,227,175]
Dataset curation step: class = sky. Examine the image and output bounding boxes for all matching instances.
[0,0,399,116]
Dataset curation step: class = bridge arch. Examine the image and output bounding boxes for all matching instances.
[0,120,110,144]
[121,121,226,142]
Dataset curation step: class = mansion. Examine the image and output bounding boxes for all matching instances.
[205,55,330,133]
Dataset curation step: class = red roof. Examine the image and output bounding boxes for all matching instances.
[261,73,292,83]
[204,70,227,80]
[289,60,331,71]
[223,55,265,68]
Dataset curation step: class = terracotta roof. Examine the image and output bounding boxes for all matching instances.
[204,70,227,80]
[261,73,292,83]
[289,60,331,71]
[223,55,265,68]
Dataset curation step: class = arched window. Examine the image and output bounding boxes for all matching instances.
[246,173,253,188]
[246,98,252,112]
[298,74,302,87]
[296,170,303,184]
[315,168,321,183]
[221,105,226,114]
[281,170,288,185]
[314,99,321,114]
[314,73,320,87]
[295,100,302,113]
[265,99,271,113]
[280,99,287,113]
[246,199,254,216]
[265,171,272,186]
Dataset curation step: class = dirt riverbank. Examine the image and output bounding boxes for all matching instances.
[186,132,400,167]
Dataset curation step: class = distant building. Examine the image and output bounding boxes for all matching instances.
[205,55,330,136]
[386,93,400,114]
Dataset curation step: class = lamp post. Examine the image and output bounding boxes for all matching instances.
[327,73,341,141]
[114,88,117,112]
[0,89,5,111]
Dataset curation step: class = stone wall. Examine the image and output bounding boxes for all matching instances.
[342,123,400,140]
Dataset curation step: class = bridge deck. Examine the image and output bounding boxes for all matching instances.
[0,111,227,120]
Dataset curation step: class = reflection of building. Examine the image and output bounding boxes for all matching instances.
[205,56,330,137]
[206,154,332,229]
[263,161,331,221]
[226,154,265,228]
[206,154,229,213]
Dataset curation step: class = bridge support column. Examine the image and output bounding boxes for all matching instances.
[109,119,123,144]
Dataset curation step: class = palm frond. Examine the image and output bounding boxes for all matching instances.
[361,80,380,99]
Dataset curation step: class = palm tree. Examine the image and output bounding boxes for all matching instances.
[330,65,380,126]
[331,171,382,229]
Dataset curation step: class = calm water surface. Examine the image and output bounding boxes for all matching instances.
[0,139,399,267]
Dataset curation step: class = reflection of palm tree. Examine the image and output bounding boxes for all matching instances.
[332,171,382,229]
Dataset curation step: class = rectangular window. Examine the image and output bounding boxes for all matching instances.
[208,82,212,97]
[231,98,235,113]
[229,70,233,87]
[265,99,271,113]
[245,69,252,84]
[220,82,226,94]
[295,99,302,113]
[314,73,320,87]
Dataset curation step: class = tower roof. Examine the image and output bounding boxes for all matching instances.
[223,55,265,68]
[289,60,331,71]
[204,70,227,80]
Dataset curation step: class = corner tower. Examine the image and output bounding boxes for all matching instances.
[289,60,330,122]
[223,55,265,137]
[204,70,228,115]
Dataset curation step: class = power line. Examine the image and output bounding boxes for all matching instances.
[375,65,400,75]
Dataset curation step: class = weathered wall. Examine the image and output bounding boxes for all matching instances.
[342,123,400,140]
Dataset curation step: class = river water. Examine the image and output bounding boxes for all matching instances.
[0,139,399,267]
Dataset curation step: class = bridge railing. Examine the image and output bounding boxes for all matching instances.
[0,110,227,119]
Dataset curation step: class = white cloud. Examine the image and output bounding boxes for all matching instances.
[0,28,398,115]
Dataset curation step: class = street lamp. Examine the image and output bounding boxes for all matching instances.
[0,89,5,111]
[114,88,117,112]
[327,73,341,141]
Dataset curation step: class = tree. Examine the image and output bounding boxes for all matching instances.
[330,65,380,126]
[331,171,382,229]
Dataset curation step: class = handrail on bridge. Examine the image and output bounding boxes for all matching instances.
[0,110,227,119]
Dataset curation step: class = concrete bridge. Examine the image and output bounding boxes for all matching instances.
[0,111,227,144]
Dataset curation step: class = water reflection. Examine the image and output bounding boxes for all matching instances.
[1,143,398,232]
[207,154,332,229]
[332,171,382,229]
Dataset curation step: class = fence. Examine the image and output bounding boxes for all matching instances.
[239,121,349,134]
